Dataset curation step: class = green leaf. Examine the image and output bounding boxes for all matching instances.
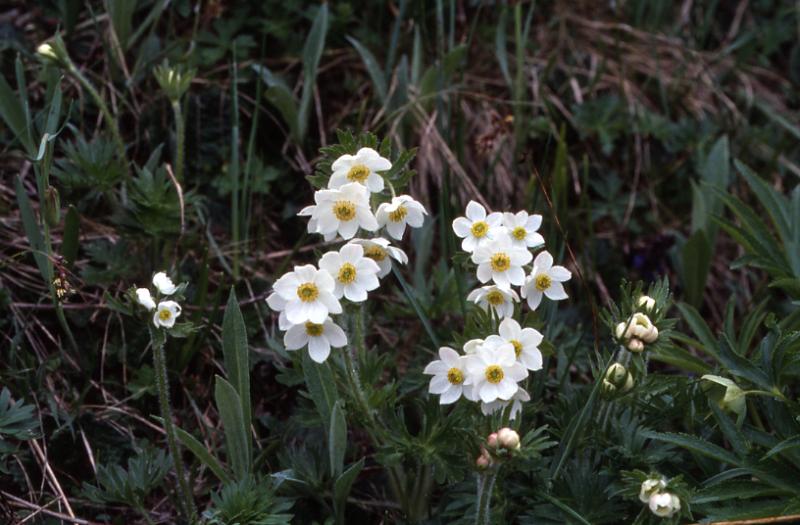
[221,289,252,447]
[298,3,329,141]
[642,431,739,464]
[173,425,232,483]
[675,302,720,361]
[649,344,711,374]
[419,45,467,100]
[346,36,387,104]
[253,65,299,141]
[681,230,712,307]
[14,176,50,283]
[0,69,34,154]
[333,458,364,521]
[302,351,338,433]
[762,436,800,460]
[329,401,347,478]
[61,205,79,267]
[214,376,251,480]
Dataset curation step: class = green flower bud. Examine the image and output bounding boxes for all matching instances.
[44,186,61,227]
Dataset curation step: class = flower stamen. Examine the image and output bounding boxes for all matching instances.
[333,200,356,221]
[346,164,370,183]
[297,282,319,302]
[470,221,489,238]
[447,368,464,385]
[510,339,523,358]
[485,365,504,384]
[337,263,357,284]
[511,226,527,241]
[363,245,387,261]
[490,253,511,272]
[388,205,408,222]
[535,274,552,291]
[486,290,505,306]
[305,322,324,337]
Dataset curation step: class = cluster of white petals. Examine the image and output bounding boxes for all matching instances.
[639,478,681,518]
[267,146,427,363]
[615,312,659,353]
[135,271,182,328]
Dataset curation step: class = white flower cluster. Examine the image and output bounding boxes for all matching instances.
[267,147,426,363]
[135,272,182,328]
[639,478,681,518]
[615,295,659,353]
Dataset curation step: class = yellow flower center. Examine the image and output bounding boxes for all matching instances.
[535,274,551,291]
[305,322,324,337]
[510,339,523,358]
[158,309,172,321]
[486,290,505,306]
[333,200,356,221]
[388,205,408,223]
[297,282,319,302]
[512,226,527,241]
[337,263,357,284]
[346,164,371,183]
[363,245,387,261]
[490,253,511,272]
[485,365,504,384]
[447,367,464,385]
[470,221,489,238]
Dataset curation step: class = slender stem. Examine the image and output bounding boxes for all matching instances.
[152,339,197,523]
[475,468,498,525]
[171,100,185,183]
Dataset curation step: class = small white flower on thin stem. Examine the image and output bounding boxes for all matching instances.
[153,301,181,328]
[472,232,532,289]
[318,243,381,302]
[521,251,571,310]
[284,317,347,363]
[467,285,519,319]
[465,344,528,403]
[136,288,156,310]
[152,272,177,295]
[501,211,544,249]
[272,265,342,325]
[488,318,543,371]
[310,183,378,240]
[376,195,427,240]
[349,238,408,278]
[329,147,392,193]
[423,347,470,404]
[480,386,530,420]
[648,492,681,518]
[452,201,503,253]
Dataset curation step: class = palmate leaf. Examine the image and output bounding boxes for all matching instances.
[82,446,170,505]
[0,388,38,441]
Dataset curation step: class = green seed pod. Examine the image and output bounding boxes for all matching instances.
[44,186,61,227]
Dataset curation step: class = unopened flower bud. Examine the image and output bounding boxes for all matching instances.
[638,295,656,312]
[639,477,667,503]
[615,322,628,340]
[487,432,499,449]
[627,338,644,353]
[37,43,58,60]
[497,427,520,450]
[604,363,634,393]
[44,186,61,227]
[702,375,746,416]
[476,447,492,469]
[602,379,617,394]
[648,491,681,518]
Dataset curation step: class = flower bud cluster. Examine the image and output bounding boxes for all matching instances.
[639,477,681,519]
[476,427,522,469]
[602,363,634,394]
[615,308,659,353]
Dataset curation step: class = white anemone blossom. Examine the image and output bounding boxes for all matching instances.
[423,347,470,404]
[649,492,681,518]
[348,238,407,278]
[298,205,335,242]
[136,288,156,310]
[328,147,391,193]
[487,318,543,371]
[284,317,347,363]
[639,478,667,503]
[520,250,571,310]
[465,343,528,403]
[153,301,181,328]
[265,292,293,330]
[318,243,381,302]
[471,232,532,289]
[152,272,177,295]
[376,195,427,240]
[501,211,544,249]
[462,338,484,354]
[306,183,378,240]
[466,285,519,319]
[452,200,503,252]
[271,264,342,325]
[480,386,530,420]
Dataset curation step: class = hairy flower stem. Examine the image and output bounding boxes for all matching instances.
[152,339,197,523]
[171,100,186,183]
[475,468,498,525]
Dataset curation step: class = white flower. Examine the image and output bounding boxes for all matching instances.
[152,272,177,295]
[465,343,528,403]
[501,211,544,249]
[648,492,681,518]
[298,205,336,242]
[452,201,503,252]
[153,300,181,328]
[37,43,58,60]
[349,238,407,278]
[603,363,634,393]
[265,292,293,330]
[639,478,667,503]
[318,243,380,302]
[520,251,571,310]
[615,313,658,350]
[423,347,470,404]
[376,195,427,240]
[136,288,156,310]
[471,232,532,289]
[462,338,484,354]
[466,285,519,319]
[309,183,378,240]
[284,317,347,363]
[480,386,530,420]
[487,318,543,371]
[329,147,391,193]
[638,295,656,312]
[702,375,746,415]
[271,264,342,325]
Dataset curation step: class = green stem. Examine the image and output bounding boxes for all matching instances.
[171,100,186,183]
[152,338,197,523]
[475,468,498,525]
